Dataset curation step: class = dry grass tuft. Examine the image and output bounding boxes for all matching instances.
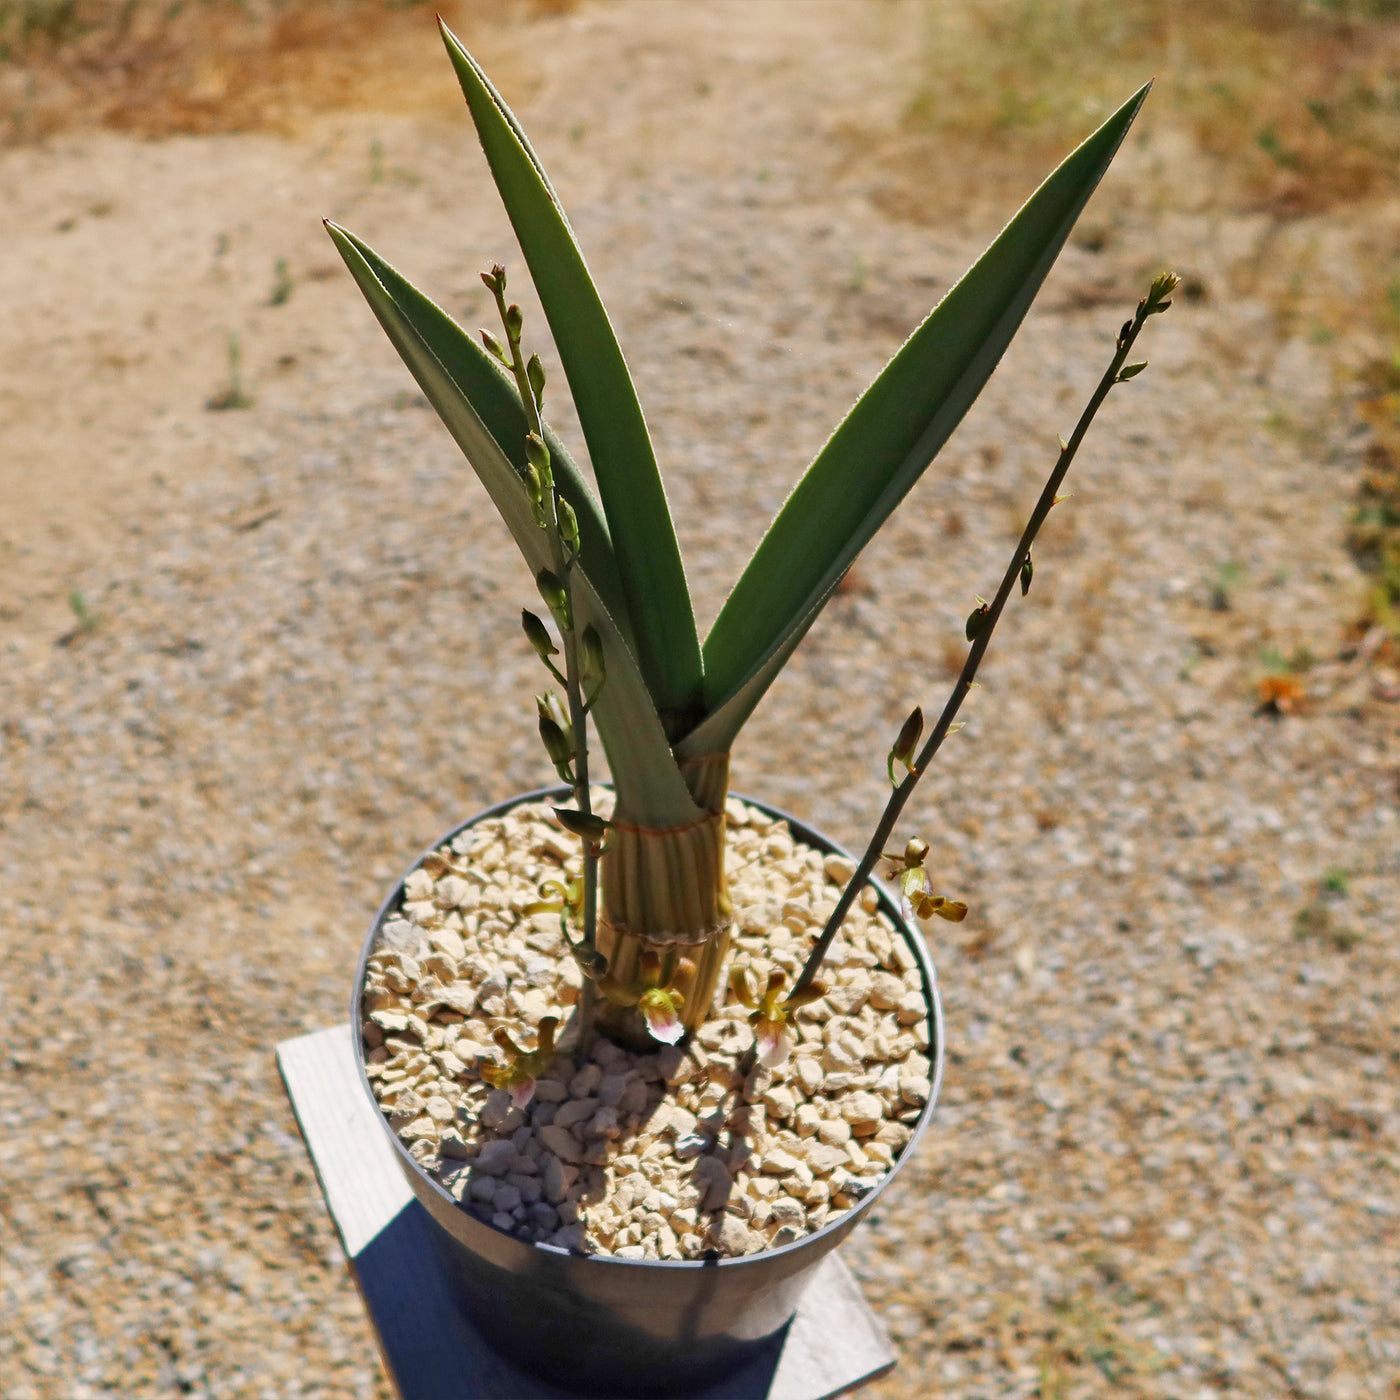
[1346,408,1400,633]
[867,0,1400,222]
[0,0,568,144]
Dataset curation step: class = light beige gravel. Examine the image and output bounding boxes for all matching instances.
[360,794,934,1261]
[1,3,1397,1397]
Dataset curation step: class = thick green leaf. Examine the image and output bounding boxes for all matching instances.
[680,83,1150,760]
[326,223,632,648]
[439,20,703,724]
[327,220,703,829]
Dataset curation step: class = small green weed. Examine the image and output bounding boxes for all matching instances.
[68,587,98,632]
[1210,559,1244,612]
[1293,900,1363,950]
[1260,642,1316,673]
[205,330,253,411]
[57,586,101,647]
[1322,866,1350,895]
[268,257,294,306]
[1345,428,1400,634]
[1044,1290,1165,1385]
[1256,124,1301,169]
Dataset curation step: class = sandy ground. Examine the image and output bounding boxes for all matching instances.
[2,2,1397,1397]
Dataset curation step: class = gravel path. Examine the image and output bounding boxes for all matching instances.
[2,3,1396,1397]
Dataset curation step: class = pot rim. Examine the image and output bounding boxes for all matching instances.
[351,784,945,1271]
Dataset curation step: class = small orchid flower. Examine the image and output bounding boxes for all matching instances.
[596,950,695,1045]
[480,1016,559,1110]
[636,984,686,1044]
[730,966,827,1069]
[882,838,968,924]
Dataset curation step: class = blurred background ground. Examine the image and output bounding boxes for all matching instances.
[1,1,1397,1397]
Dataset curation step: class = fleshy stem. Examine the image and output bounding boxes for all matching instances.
[485,266,602,1049]
[791,272,1178,998]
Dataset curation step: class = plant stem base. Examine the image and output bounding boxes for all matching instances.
[598,801,733,1038]
[591,919,734,1048]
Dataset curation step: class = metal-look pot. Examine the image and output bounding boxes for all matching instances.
[352,789,945,1398]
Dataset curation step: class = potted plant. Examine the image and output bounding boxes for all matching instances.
[330,21,1174,1397]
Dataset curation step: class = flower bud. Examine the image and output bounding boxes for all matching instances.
[965,601,990,642]
[554,807,612,847]
[538,714,574,770]
[521,609,557,659]
[557,498,580,556]
[504,303,523,342]
[580,624,605,682]
[1149,270,1179,309]
[572,944,609,980]
[480,330,508,364]
[535,690,570,734]
[524,460,546,513]
[536,568,571,629]
[525,433,550,474]
[784,980,826,1009]
[887,705,923,784]
[1020,554,1033,597]
[527,353,546,405]
[480,263,506,295]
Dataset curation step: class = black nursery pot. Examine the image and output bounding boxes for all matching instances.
[352,789,945,1398]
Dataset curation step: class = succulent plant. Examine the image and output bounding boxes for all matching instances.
[328,21,1169,1056]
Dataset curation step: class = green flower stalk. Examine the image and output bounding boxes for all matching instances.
[485,269,609,1048]
[327,19,1162,1049]
[792,272,1179,1001]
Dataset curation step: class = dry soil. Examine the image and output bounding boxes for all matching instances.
[2,3,1397,1398]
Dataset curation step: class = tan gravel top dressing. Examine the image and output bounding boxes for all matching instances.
[361,794,934,1260]
[2,2,1397,1398]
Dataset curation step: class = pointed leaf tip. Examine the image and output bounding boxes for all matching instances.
[688,81,1151,757]
[437,21,702,714]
